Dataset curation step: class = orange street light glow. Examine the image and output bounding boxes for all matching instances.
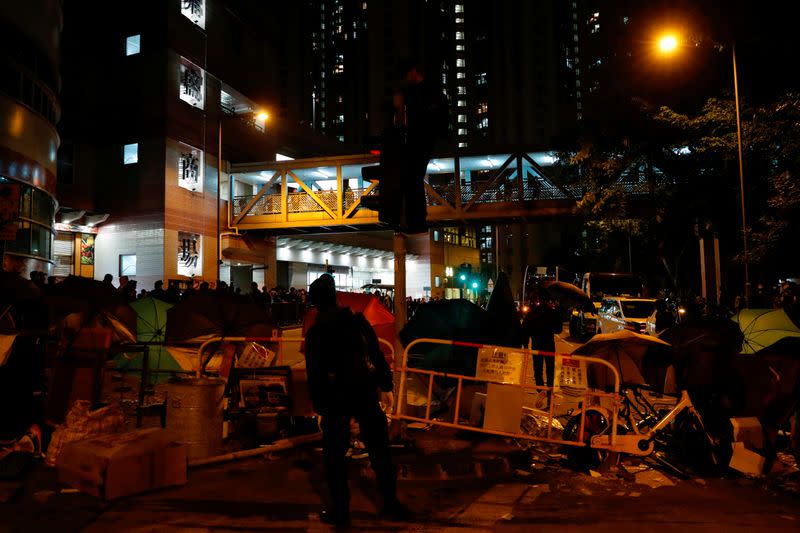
[658,34,679,54]
[256,111,269,121]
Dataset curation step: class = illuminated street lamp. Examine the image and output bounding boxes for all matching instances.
[656,31,750,302]
[657,34,678,54]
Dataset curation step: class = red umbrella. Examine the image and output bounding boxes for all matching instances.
[303,291,396,362]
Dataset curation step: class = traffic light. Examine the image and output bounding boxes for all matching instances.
[360,127,428,233]
[457,263,472,283]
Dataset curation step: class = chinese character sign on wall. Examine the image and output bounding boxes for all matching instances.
[177,231,202,277]
[179,58,204,109]
[178,144,203,192]
[181,0,205,28]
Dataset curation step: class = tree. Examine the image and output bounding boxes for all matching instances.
[560,90,800,296]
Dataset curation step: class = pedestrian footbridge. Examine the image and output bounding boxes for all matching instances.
[227,151,653,234]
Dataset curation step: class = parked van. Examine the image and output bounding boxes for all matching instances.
[596,297,657,335]
[569,272,645,340]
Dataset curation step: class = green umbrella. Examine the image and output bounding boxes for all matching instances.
[114,297,180,383]
[732,308,800,355]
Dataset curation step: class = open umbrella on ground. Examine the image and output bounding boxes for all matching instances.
[572,330,672,391]
[45,275,137,344]
[400,299,494,376]
[659,316,744,391]
[113,297,180,383]
[165,291,274,345]
[732,308,800,355]
[540,279,594,313]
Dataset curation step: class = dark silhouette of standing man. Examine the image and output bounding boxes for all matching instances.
[304,274,409,527]
[521,296,563,403]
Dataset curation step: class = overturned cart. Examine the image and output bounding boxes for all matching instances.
[393,337,722,469]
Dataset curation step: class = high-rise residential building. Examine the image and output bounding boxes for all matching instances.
[0,1,62,277]
[297,1,585,298]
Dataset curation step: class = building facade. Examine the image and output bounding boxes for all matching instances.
[0,1,62,277]
[56,0,288,291]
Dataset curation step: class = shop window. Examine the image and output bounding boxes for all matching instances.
[435,276,441,288]
[119,254,136,276]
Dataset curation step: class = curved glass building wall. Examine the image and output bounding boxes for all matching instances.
[0,2,61,275]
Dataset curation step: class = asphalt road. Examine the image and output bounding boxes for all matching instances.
[4,436,798,533]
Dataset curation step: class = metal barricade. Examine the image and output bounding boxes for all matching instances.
[394,338,623,452]
[194,336,395,378]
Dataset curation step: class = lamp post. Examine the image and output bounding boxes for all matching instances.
[657,33,750,303]
[216,110,269,283]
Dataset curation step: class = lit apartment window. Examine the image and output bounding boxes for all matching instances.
[478,117,488,129]
[457,114,466,123]
[456,44,465,51]
[181,0,205,29]
[456,72,465,79]
[178,143,204,192]
[458,142,467,148]
[455,31,464,40]
[455,17,464,24]
[456,58,465,67]
[179,57,205,109]
[457,86,466,95]
[455,4,464,13]
[457,100,466,107]
[123,143,138,164]
[458,128,467,135]
[126,35,140,56]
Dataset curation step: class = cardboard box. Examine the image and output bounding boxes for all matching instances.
[729,441,765,476]
[469,392,486,427]
[57,428,187,499]
[730,417,763,450]
[483,383,523,433]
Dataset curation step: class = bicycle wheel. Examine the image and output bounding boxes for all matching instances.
[562,407,610,470]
